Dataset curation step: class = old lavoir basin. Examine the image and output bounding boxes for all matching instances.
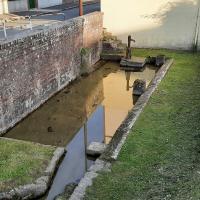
[3,61,157,199]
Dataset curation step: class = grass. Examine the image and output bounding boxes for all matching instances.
[85,49,200,200]
[0,138,55,192]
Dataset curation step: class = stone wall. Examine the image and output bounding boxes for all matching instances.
[82,12,103,72]
[0,12,103,135]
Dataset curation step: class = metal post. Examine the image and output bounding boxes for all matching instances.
[194,7,200,51]
[125,71,131,91]
[126,35,135,59]
[28,16,33,30]
[79,0,83,16]
[84,120,88,171]
[3,21,7,39]
[103,106,106,144]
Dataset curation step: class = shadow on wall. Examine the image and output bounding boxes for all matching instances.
[117,0,200,50]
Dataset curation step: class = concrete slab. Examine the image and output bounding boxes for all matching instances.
[101,53,125,61]
[87,142,107,156]
[120,57,146,70]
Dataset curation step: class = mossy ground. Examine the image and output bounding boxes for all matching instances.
[85,49,200,200]
[0,138,55,192]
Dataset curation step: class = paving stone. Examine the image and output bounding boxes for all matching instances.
[87,142,107,156]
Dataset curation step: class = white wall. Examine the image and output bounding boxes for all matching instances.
[0,0,8,14]
[0,0,3,14]
[37,0,63,8]
[101,0,200,50]
[8,0,28,12]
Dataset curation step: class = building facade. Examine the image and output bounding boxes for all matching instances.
[0,0,8,14]
[0,0,68,14]
[101,0,200,50]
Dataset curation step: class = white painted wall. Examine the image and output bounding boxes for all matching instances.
[8,0,28,12]
[37,0,63,8]
[0,0,3,14]
[101,0,200,50]
[0,0,8,14]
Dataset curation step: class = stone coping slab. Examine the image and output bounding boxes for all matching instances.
[102,59,173,161]
[69,58,174,200]
[0,138,66,200]
[86,142,107,157]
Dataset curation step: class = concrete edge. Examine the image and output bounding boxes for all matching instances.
[69,159,111,200]
[0,146,66,200]
[109,58,174,160]
[100,58,174,161]
[69,59,174,200]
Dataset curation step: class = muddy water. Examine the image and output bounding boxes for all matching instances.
[4,62,157,199]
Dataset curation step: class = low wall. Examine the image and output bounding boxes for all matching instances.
[0,12,103,135]
[37,0,63,9]
[8,0,28,12]
[102,0,200,50]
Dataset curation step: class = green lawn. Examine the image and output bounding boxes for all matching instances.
[0,138,55,192]
[85,49,200,200]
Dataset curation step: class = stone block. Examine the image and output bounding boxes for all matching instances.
[101,53,125,61]
[87,142,107,157]
[120,57,146,71]
[132,79,146,96]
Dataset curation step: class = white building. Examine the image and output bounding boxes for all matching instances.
[101,0,200,50]
[0,0,8,14]
[0,0,66,14]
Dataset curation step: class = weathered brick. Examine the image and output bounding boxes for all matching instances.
[0,12,103,134]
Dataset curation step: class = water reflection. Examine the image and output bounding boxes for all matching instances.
[5,65,106,146]
[47,105,105,200]
[125,71,143,105]
[4,62,157,199]
[101,66,156,143]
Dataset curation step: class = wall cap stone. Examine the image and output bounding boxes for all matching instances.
[0,11,103,50]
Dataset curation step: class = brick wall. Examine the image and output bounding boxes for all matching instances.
[0,12,103,135]
[82,12,103,72]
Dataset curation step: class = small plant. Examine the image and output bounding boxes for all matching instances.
[80,48,91,56]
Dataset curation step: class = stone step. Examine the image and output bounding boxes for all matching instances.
[101,52,125,61]
[103,29,118,41]
[103,38,122,45]
[120,57,146,71]
[103,47,125,54]
[103,41,126,54]
[102,29,127,62]
[103,34,118,41]
[86,142,107,157]
[103,40,125,47]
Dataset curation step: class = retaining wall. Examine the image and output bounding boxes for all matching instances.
[0,12,103,135]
